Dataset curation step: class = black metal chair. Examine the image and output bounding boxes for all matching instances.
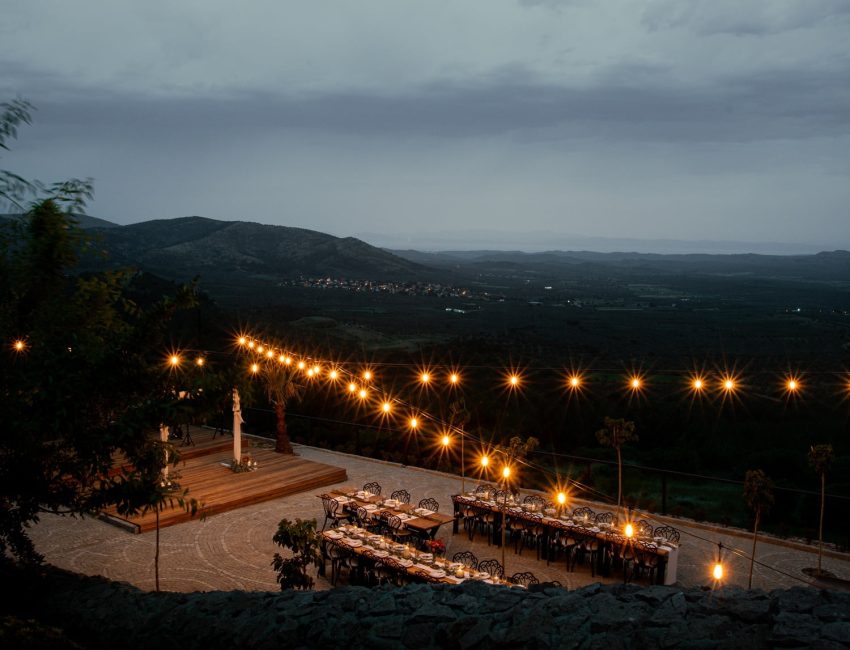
[523,495,546,509]
[452,550,479,569]
[390,489,411,504]
[548,528,580,571]
[636,519,654,538]
[320,495,348,531]
[473,483,496,499]
[572,506,595,523]
[353,506,377,531]
[653,525,680,545]
[519,513,546,560]
[417,497,439,512]
[632,541,660,583]
[385,514,413,543]
[477,558,504,579]
[363,481,382,496]
[509,571,540,587]
[595,511,616,525]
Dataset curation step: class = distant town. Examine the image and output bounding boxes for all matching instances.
[279,276,505,302]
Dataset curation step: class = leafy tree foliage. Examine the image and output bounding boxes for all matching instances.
[743,468,774,588]
[0,100,219,566]
[808,444,833,575]
[595,417,638,510]
[271,518,322,590]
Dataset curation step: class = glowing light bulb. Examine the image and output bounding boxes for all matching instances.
[363,370,372,381]
[449,373,459,385]
[625,523,634,538]
[358,388,368,399]
[13,340,25,351]
[256,346,264,354]
[692,378,704,390]
[409,417,418,429]
[297,361,306,370]
[250,363,259,374]
[196,357,205,366]
[329,369,338,380]
[502,466,511,479]
[420,372,430,384]
[723,378,735,391]
[509,375,519,386]
[247,341,255,349]
[312,364,320,375]
[569,375,581,388]
[170,355,180,366]
[278,354,286,363]
[712,562,724,581]
[441,435,450,447]
[382,401,391,413]
[237,337,247,346]
[630,376,642,390]
[284,356,292,365]
[557,492,567,505]
[306,368,314,377]
[481,455,489,468]
[787,379,798,391]
[348,382,357,393]
[266,350,274,359]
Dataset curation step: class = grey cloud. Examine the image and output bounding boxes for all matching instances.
[642,0,850,36]
[10,63,846,148]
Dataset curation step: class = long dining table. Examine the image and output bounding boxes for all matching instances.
[452,494,679,585]
[323,487,455,540]
[319,526,518,587]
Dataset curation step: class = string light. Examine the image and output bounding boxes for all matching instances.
[567,374,582,389]
[556,492,567,505]
[629,375,642,391]
[247,341,255,349]
[265,350,274,359]
[237,337,247,346]
[441,434,450,447]
[13,340,26,352]
[312,364,321,375]
[283,356,292,365]
[381,401,392,414]
[449,372,460,385]
[329,369,339,380]
[409,416,419,430]
[420,372,431,384]
[358,388,368,399]
[195,357,205,366]
[306,368,314,377]
[348,382,357,393]
[250,363,259,374]
[691,376,705,392]
[297,361,306,370]
[481,455,489,468]
[721,376,737,393]
[507,373,521,388]
[256,345,264,354]
[624,523,634,538]
[362,370,373,381]
[502,465,511,479]
[169,355,180,367]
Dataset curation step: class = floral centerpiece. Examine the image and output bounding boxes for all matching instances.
[230,456,259,473]
[425,538,446,556]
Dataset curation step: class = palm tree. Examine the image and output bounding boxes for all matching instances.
[262,361,303,454]
[808,444,833,576]
[595,417,638,510]
[743,469,774,589]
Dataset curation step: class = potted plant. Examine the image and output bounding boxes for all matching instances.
[271,518,323,590]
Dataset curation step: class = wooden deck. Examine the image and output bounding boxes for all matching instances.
[103,428,347,533]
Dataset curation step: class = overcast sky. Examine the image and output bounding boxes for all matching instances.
[2,1,849,251]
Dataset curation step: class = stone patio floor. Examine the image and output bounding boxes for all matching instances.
[28,441,850,593]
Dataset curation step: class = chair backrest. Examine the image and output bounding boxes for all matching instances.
[355,506,370,527]
[493,489,510,502]
[418,497,439,512]
[385,514,403,531]
[363,481,382,495]
[572,506,595,521]
[390,489,411,504]
[321,496,339,516]
[510,571,539,587]
[636,519,654,537]
[523,495,546,508]
[595,511,615,525]
[452,551,478,569]
[473,483,496,499]
[653,525,680,544]
[477,559,504,578]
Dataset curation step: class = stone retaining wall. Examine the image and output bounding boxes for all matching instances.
[19,570,850,649]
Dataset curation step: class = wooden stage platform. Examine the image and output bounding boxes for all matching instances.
[103,428,347,533]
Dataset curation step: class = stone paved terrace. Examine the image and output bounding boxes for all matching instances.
[29,439,850,593]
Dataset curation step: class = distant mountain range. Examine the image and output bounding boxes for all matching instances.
[64,215,428,281]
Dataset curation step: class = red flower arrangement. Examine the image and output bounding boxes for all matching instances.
[426,539,446,555]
